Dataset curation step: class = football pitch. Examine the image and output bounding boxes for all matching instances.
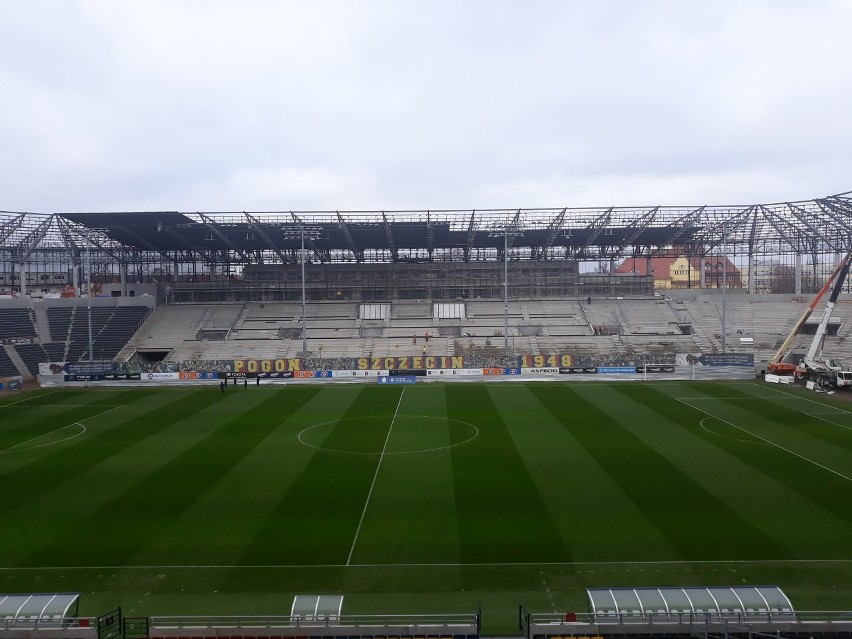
[1,381,851,633]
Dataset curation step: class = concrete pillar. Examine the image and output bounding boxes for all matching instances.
[699,258,706,289]
[19,263,26,297]
[795,253,802,295]
[72,262,80,296]
[120,263,127,297]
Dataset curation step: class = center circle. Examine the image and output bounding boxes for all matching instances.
[298,415,479,455]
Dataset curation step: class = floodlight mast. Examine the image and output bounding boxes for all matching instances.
[281,224,322,357]
[721,224,727,352]
[489,222,523,358]
[503,228,509,356]
[86,241,93,361]
[301,230,306,356]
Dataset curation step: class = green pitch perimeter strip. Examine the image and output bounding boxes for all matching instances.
[0,381,851,634]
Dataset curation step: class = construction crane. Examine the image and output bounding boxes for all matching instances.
[768,250,852,389]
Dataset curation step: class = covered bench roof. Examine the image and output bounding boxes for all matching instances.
[587,586,793,617]
[0,593,80,626]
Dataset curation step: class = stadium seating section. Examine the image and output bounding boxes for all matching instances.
[3,293,852,375]
[0,308,37,341]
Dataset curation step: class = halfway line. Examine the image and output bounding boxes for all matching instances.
[346,386,405,565]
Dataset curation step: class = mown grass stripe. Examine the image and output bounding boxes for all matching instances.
[486,384,683,562]
[237,385,404,566]
[130,386,364,569]
[446,385,570,563]
[606,384,852,559]
[647,383,852,525]
[346,384,463,564]
[0,389,88,406]
[530,384,793,560]
[0,404,107,450]
[0,389,226,516]
[21,387,321,567]
[699,383,852,449]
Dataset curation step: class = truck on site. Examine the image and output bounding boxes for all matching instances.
[767,250,852,390]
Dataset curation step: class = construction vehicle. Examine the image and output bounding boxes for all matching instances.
[767,250,852,389]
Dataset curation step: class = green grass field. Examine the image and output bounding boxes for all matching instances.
[1,381,852,633]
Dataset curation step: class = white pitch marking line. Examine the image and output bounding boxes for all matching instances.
[3,558,852,571]
[753,384,852,431]
[0,391,59,406]
[758,382,852,415]
[0,405,122,454]
[692,386,852,431]
[346,386,405,566]
[677,398,852,484]
[0,424,87,454]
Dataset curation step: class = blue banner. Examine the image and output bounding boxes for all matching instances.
[503,367,522,375]
[65,361,118,375]
[697,353,754,367]
[377,375,417,384]
[597,366,637,374]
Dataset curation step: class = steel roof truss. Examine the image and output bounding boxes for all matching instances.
[785,203,834,249]
[15,215,55,263]
[757,206,806,253]
[622,206,659,248]
[197,213,250,261]
[382,211,397,258]
[465,210,477,261]
[426,210,434,258]
[582,209,612,250]
[244,212,287,262]
[0,212,26,245]
[336,211,361,262]
[540,208,567,258]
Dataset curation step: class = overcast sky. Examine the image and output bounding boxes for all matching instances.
[1,1,850,213]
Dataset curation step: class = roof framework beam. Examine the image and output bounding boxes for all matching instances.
[784,202,835,250]
[464,210,477,261]
[0,213,26,246]
[336,211,361,262]
[580,209,612,255]
[622,206,659,249]
[244,212,287,262]
[539,208,567,258]
[290,213,328,262]
[382,211,397,259]
[426,210,435,259]
[197,212,250,262]
[115,224,175,263]
[15,215,54,263]
[757,205,802,253]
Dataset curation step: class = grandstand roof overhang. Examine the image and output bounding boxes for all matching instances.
[2,190,852,262]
